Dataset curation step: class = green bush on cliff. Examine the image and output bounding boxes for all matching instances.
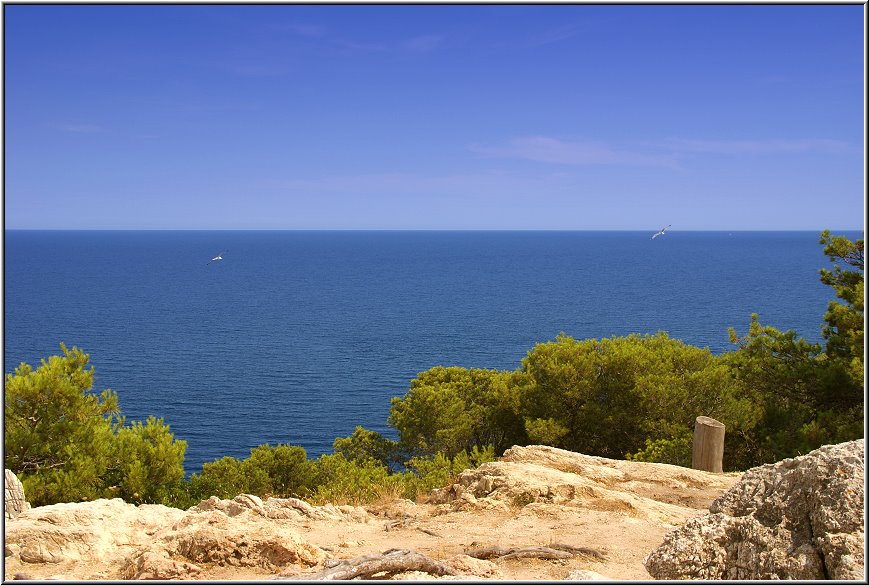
[182,441,497,507]
[110,416,188,505]
[519,332,754,461]
[4,344,187,507]
[184,443,317,505]
[307,452,402,505]
[402,444,496,498]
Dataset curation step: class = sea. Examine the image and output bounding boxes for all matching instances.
[3,230,858,473]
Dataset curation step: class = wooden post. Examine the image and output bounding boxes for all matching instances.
[692,416,725,472]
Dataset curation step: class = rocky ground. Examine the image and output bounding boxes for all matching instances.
[4,441,863,580]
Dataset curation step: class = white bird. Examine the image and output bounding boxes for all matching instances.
[207,250,227,265]
[651,225,671,240]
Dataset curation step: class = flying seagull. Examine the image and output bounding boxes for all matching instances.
[207,250,227,265]
[651,225,671,240]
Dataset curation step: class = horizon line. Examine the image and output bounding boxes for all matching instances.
[3,227,864,233]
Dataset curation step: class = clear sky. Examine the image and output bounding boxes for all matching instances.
[2,4,865,230]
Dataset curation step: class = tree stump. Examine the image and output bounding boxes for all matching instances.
[692,416,725,472]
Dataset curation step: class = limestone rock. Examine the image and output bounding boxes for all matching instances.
[644,439,865,580]
[7,498,184,565]
[443,553,503,578]
[3,447,753,581]
[4,469,30,520]
[4,495,327,578]
[164,509,325,569]
[192,493,266,517]
[430,444,738,526]
[122,551,203,580]
[566,569,612,580]
[190,493,371,523]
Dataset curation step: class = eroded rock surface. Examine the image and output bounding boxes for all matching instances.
[431,444,738,527]
[644,439,865,580]
[3,445,749,580]
[4,495,332,579]
[4,469,30,521]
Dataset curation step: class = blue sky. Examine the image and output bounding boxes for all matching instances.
[3,4,865,230]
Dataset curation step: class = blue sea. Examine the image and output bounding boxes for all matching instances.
[3,230,855,473]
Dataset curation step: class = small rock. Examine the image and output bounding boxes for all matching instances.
[566,569,611,580]
[444,554,503,579]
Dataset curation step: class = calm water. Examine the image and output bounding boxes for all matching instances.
[3,230,851,472]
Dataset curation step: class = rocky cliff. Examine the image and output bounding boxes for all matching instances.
[4,441,864,580]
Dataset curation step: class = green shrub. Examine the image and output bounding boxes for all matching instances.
[245,443,317,497]
[185,443,317,506]
[4,344,187,507]
[402,445,496,501]
[389,367,527,459]
[332,426,399,468]
[309,453,401,505]
[111,416,187,504]
[185,456,261,504]
[626,435,692,467]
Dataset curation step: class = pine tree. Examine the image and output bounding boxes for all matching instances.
[4,344,187,506]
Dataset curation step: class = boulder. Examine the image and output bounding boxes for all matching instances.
[192,493,266,517]
[7,499,184,565]
[4,469,30,520]
[644,439,865,580]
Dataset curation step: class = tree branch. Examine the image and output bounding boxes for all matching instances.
[284,549,458,580]
[465,543,606,562]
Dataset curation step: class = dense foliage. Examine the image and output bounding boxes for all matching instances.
[177,443,494,509]
[818,229,864,386]
[388,367,527,458]
[718,230,864,467]
[4,344,187,507]
[4,231,862,508]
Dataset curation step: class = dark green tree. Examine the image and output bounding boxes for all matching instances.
[520,332,749,462]
[110,416,187,505]
[819,229,864,386]
[388,366,527,458]
[333,426,400,468]
[185,443,317,504]
[724,312,862,467]
[720,231,864,467]
[4,344,187,506]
